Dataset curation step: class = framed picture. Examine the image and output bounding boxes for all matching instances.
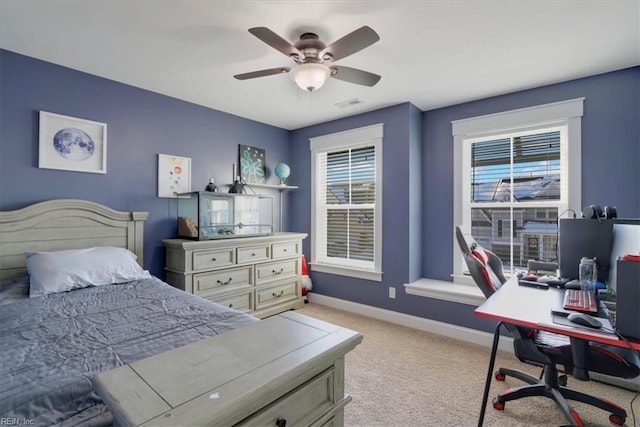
[158,154,192,198]
[39,111,107,174]
[239,144,266,184]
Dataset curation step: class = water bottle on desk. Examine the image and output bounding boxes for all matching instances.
[579,257,597,291]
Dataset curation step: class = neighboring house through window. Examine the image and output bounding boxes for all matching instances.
[452,99,584,282]
[310,124,383,281]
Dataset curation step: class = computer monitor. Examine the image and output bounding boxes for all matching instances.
[558,218,640,284]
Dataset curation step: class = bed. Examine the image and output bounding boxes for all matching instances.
[0,199,362,427]
[0,199,258,426]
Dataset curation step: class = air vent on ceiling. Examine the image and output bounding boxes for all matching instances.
[335,98,363,108]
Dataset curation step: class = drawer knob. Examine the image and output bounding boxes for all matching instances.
[276,418,286,427]
[217,278,233,285]
[272,268,284,275]
[272,290,284,298]
[228,303,233,308]
[211,257,216,261]
[283,248,287,252]
[251,253,256,256]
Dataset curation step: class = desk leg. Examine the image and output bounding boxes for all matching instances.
[478,321,504,427]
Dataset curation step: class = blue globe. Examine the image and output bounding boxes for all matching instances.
[274,163,291,184]
[53,128,95,161]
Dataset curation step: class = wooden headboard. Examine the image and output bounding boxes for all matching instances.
[0,199,148,280]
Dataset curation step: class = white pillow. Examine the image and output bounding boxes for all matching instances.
[26,247,152,298]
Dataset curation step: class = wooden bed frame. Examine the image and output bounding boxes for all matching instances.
[0,199,148,280]
[0,199,362,426]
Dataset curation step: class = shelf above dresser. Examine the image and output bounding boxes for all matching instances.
[224,183,298,191]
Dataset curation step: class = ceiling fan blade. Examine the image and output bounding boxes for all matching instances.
[321,26,380,61]
[330,66,381,87]
[234,67,290,80]
[248,27,302,58]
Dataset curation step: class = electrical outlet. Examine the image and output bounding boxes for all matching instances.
[388,287,396,299]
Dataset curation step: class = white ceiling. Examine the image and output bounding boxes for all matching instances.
[1,1,639,130]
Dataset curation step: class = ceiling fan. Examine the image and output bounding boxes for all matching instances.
[234,26,381,92]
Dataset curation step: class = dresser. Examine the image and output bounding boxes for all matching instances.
[95,312,363,427]
[163,233,307,318]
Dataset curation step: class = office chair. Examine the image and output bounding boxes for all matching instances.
[455,226,639,426]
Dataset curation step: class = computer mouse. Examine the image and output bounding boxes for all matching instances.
[564,280,582,290]
[567,312,602,329]
[545,277,570,288]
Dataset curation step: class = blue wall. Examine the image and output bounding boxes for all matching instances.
[0,50,291,277]
[2,49,637,333]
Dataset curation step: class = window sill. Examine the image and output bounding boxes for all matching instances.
[403,278,486,306]
[310,263,382,282]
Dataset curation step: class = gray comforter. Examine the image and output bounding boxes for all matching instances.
[0,276,258,426]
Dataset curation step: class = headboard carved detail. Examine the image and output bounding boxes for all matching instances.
[0,199,148,280]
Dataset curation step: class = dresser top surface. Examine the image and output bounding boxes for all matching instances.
[163,232,307,248]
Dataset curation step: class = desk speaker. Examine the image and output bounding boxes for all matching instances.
[615,260,640,340]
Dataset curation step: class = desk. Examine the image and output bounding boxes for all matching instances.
[474,277,640,426]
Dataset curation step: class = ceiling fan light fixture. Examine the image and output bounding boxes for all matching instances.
[290,63,330,92]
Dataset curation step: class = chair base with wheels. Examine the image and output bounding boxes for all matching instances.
[481,321,631,427]
[492,364,627,426]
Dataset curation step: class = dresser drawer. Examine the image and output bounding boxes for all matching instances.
[254,280,298,310]
[213,291,252,313]
[193,248,235,271]
[237,245,270,264]
[255,259,298,285]
[312,416,335,427]
[272,241,299,259]
[236,367,335,427]
[194,266,252,293]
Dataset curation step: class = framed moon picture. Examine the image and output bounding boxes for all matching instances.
[239,144,266,184]
[157,154,192,198]
[38,111,107,174]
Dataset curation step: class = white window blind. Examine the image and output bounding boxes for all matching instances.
[321,146,376,262]
[310,123,383,281]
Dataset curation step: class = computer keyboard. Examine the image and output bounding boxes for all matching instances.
[563,289,598,313]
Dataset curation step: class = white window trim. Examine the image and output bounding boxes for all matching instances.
[404,278,486,306]
[312,262,383,281]
[451,98,584,284]
[404,99,585,303]
[310,123,384,281]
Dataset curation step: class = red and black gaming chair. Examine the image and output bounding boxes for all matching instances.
[455,226,639,427]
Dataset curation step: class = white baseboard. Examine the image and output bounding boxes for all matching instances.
[307,293,514,353]
[307,293,640,392]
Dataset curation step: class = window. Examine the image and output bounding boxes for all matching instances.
[466,128,565,270]
[310,124,383,281]
[453,99,584,282]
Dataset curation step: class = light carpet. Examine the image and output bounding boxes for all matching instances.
[297,303,639,427]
